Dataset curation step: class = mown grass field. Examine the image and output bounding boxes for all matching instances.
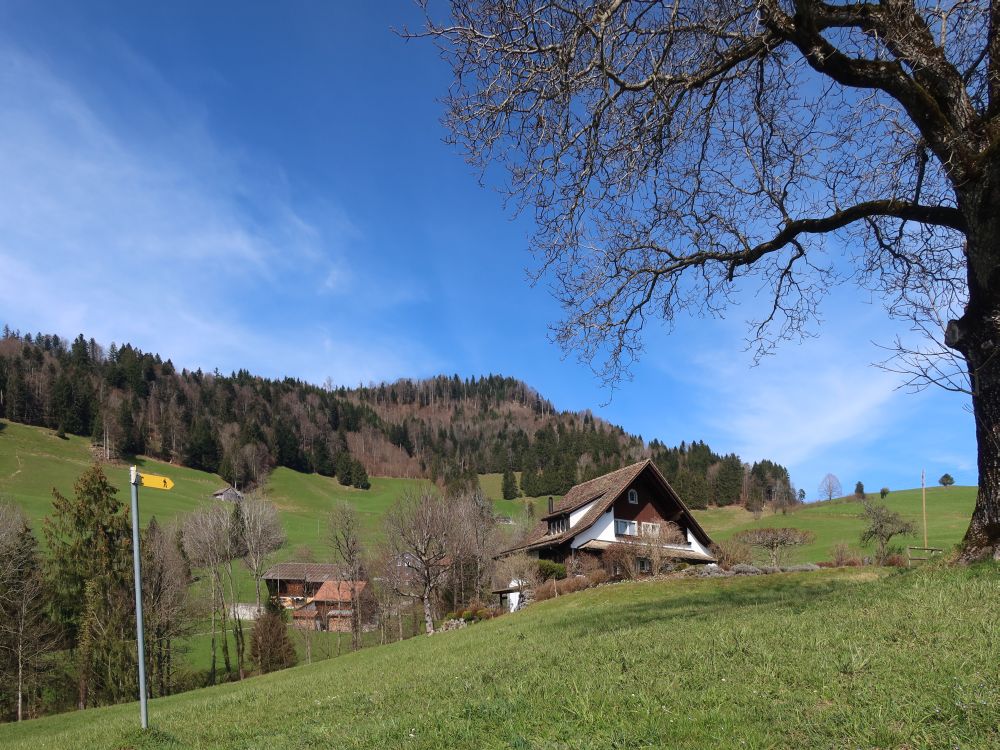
[1,564,996,749]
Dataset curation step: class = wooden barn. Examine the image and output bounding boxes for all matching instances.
[262,562,371,631]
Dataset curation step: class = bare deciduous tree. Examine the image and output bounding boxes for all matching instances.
[383,490,454,635]
[239,494,286,611]
[141,518,191,698]
[448,489,500,609]
[328,503,365,651]
[819,474,843,502]
[635,522,687,574]
[182,506,247,681]
[733,527,816,567]
[418,1,1000,560]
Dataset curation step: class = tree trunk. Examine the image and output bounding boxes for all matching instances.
[16,644,23,722]
[949,183,1000,562]
[422,587,435,635]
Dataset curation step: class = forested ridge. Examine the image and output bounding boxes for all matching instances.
[0,327,792,507]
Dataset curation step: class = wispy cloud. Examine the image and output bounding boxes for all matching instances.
[635,286,962,492]
[0,40,435,385]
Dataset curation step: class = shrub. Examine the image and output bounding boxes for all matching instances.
[475,609,491,620]
[884,553,908,567]
[760,565,781,574]
[461,610,475,621]
[533,580,556,601]
[569,553,604,577]
[711,538,752,570]
[671,562,689,572]
[537,560,567,581]
[732,527,816,567]
[831,542,854,567]
[557,576,591,595]
[587,569,609,586]
[731,563,762,575]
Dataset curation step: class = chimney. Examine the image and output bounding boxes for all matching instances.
[547,496,554,514]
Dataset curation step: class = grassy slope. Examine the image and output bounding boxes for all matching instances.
[1,418,978,564]
[0,422,536,552]
[694,486,977,563]
[1,564,996,749]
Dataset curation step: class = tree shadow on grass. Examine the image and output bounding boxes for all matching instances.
[547,575,860,638]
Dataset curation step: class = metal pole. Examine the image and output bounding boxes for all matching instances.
[921,468,928,549]
[129,466,149,730]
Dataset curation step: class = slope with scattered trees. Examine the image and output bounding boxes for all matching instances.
[0,328,792,511]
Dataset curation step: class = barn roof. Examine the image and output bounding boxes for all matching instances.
[262,562,342,583]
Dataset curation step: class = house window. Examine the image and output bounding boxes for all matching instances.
[547,516,568,535]
[640,522,661,537]
[628,488,639,504]
[637,557,652,574]
[615,518,638,536]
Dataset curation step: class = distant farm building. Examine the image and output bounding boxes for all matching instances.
[262,562,372,632]
[212,486,244,503]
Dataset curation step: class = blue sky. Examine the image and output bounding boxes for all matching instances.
[0,1,977,497]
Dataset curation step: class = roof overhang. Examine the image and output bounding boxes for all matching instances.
[575,538,715,562]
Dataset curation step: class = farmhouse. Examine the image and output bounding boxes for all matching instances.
[503,459,716,569]
[212,486,244,503]
[262,562,370,631]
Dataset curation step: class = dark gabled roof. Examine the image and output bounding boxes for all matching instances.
[503,459,714,555]
[262,562,341,583]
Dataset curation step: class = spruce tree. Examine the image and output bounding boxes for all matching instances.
[501,468,520,500]
[351,460,371,490]
[43,465,133,708]
[336,453,354,487]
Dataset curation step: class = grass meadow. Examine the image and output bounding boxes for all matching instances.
[0,564,996,749]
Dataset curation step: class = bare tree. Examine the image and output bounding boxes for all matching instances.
[733,527,816,567]
[141,518,191,698]
[418,1,1000,560]
[328,503,365,651]
[819,474,843,502]
[449,489,500,609]
[383,490,454,634]
[182,506,246,682]
[635,522,687,574]
[239,494,286,611]
[493,552,541,611]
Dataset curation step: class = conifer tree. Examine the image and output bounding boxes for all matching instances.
[351,460,371,490]
[43,465,133,708]
[501,468,520,500]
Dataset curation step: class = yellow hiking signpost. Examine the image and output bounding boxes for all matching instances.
[129,466,173,730]
[139,473,174,490]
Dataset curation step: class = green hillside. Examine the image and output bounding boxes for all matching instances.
[695,486,977,563]
[1,564,996,749]
[1,419,977,565]
[0,421,510,554]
